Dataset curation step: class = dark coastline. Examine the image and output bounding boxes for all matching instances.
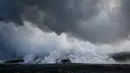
[0,63,130,73]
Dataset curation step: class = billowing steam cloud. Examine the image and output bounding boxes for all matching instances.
[0,0,130,63]
[0,21,115,63]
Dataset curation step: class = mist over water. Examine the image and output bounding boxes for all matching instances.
[0,0,130,63]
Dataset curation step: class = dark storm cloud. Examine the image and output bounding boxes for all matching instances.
[122,0,130,32]
[0,0,23,25]
[20,0,101,42]
[0,0,130,43]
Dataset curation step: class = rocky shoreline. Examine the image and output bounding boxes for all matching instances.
[0,63,130,73]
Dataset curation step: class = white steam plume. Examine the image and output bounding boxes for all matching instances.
[0,21,115,63]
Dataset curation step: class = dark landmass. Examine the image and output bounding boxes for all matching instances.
[0,63,130,73]
[3,58,24,63]
[109,51,130,62]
